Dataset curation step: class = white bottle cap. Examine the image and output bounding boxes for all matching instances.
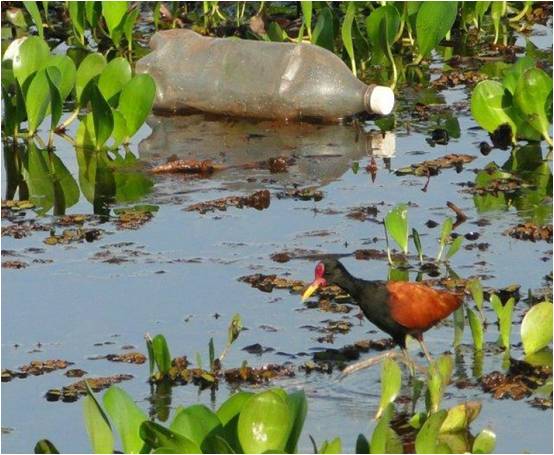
[367,85,395,116]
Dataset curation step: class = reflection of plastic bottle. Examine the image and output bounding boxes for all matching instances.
[136,29,394,121]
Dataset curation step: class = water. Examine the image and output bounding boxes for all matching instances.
[2,27,553,455]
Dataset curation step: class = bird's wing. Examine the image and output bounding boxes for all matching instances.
[386,282,462,331]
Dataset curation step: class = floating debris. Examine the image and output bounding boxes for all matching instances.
[346,206,380,222]
[2,220,50,239]
[151,159,218,174]
[224,363,295,384]
[186,190,270,214]
[115,205,159,230]
[43,228,103,245]
[276,187,323,201]
[45,374,134,402]
[238,273,306,293]
[64,369,87,378]
[1,200,35,211]
[90,352,147,364]
[241,343,275,355]
[2,360,73,382]
[395,154,476,176]
[505,223,553,243]
[2,260,28,269]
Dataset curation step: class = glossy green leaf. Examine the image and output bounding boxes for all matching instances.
[34,439,59,454]
[440,402,481,433]
[490,295,514,349]
[285,390,307,453]
[122,8,139,46]
[103,387,147,454]
[68,2,86,43]
[90,85,113,149]
[490,1,505,43]
[514,67,553,145]
[503,56,535,95]
[312,7,334,51]
[98,57,132,106]
[384,203,409,254]
[453,306,464,348]
[170,405,222,450]
[467,307,484,351]
[366,5,400,59]
[83,388,114,454]
[320,437,343,454]
[468,279,484,312]
[47,55,76,102]
[446,236,463,259]
[46,67,62,131]
[12,36,50,89]
[301,1,313,38]
[102,1,128,35]
[25,68,55,135]
[152,334,172,375]
[267,21,287,42]
[23,2,44,38]
[227,313,243,345]
[111,110,128,148]
[470,80,516,135]
[118,74,156,138]
[472,428,496,454]
[439,218,453,246]
[412,228,423,263]
[139,421,201,454]
[415,2,458,60]
[415,410,447,454]
[341,2,356,74]
[370,404,402,454]
[217,391,254,453]
[85,1,102,27]
[237,389,291,454]
[75,53,107,104]
[521,301,553,355]
[375,357,402,419]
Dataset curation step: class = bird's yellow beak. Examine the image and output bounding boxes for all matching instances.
[301,278,327,302]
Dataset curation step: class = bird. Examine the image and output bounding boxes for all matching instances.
[301,258,463,374]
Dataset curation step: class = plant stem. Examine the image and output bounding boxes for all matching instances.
[56,108,80,132]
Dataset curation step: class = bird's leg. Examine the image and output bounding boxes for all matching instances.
[417,337,434,365]
[401,347,416,377]
[339,351,400,379]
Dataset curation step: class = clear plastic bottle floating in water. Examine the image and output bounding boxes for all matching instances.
[136,29,394,121]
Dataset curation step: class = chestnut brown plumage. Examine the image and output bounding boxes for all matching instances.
[302,258,462,366]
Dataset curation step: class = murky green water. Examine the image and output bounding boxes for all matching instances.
[2,24,553,454]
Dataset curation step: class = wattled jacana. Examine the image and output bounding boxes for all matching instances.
[302,258,463,373]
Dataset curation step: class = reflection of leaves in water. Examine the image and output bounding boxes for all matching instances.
[473,145,553,224]
[21,143,79,215]
[76,147,153,215]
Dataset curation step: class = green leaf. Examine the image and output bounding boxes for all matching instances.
[25,68,54,135]
[446,236,463,259]
[301,1,313,37]
[68,2,86,43]
[384,203,409,254]
[267,21,287,42]
[467,307,484,351]
[440,402,481,433]
[356,434,370,454]
[521,301,553,355]
[472,429,496,454]
[453,306,464,348]
[415,410,447,454]
[97,57,131,106]
[170,405,222,451]
[118,74,156,138]
[227,313,243,345]
[152,334,172,375]
[12,36,50,90]
[412,228,423,262]
[470,80,516,135]
[76,53,107,104]
[439,218,453,246]
[34,440,59,454]
[5,7,27,29]
[85,1,102,28]
[237,389,292,454]
[102,1,128,36]
[514,67,553,145]
[23,2,44,38]
[468,279,484,312]
[90,85,114,150]
[103,387,147,454]
[47,55,76,102]
[320,437,343,454]
[285,391,307,454]
[312,7,335,51]
[375,357,402,419]
[122,8,139,45]
[341,2,356,75]
[111,110,128,148]
[83,387,114,454]
[366,5,400,59]
[490,295,514,349]
[503,56,535,95]
[139,421,201,454]
[217,391,254,453]
[415,2,458,60]
[370,404,402,454]
[46,67,62,131]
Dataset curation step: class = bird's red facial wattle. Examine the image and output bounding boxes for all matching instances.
[301,262,328,301]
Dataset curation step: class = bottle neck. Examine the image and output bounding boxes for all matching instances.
[363,85,377,114]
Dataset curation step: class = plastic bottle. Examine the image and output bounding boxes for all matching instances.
[136,29,394,121]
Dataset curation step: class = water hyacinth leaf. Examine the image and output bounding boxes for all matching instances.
[68,2,86,43]
[217,391,254,453]
[123,7,140,45]
[85,1,102,28]
[46,68,62,131]
[490,1,505,43]
[83,387,114,454]
[356,433,370,454]
[170,404,223,451]
[34,439,59,454]
[440,402,481,433]
[118,74,156,139]
[22,144,54,213]
[514,68,553,145]
[103,387,147,454]
[490,295,514,349]
[521,301,553,355]
[75,53,107,104]
[468,279,484,312]
[301,1,312,37]
[453,306,464,348]
[320,437,343,454]
[439,218,453,246]
[285,390,308,454]
[502,56,535,95]
[472,429,496,454]
[152,334,171,375]
[102,1,128,41]
[237,389,292,454]
[98,57,132,106]
[5,7,27,29]
[365,5,400,59]
[415,1,458,60]
[412,228,423,263]
[467,307,484,351]
[24,68,52,135]
[370,403,402,454]
[12,36,50,89]
[50,147,80,212]
[341,2,356,75]
[139,421,201,454]
[47,55,76,101]
[111,110,128,148]
[436,354,454,386]
[384,203,409,254]
[90,85,114,149]
[375,357,402,419]
[471,80,516,136]
[267,22,287,42]
[415,410,447,454]
[446,236,463,259]
[312,7,334,52]
[23,2,44,38]
[228,313,242,345]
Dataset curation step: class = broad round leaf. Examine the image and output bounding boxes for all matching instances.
[103,387,147,454]
[384,203,409,254]
[98,57,132,106]
[90,85,114,149]
[25,68,55,134]
[170,405,222,450]
[237,390,292,454]
[470,80,516,135]
[440,402,481,433]
[139,421,201,454]
[503,56,535,95]
[118,74,156,138]
[375,357,402,419]
[76,53,107,104]
[47,55,76,101]
[285,391,307,453]
[12,36,50,89]
[415,2,458,59]
[102,1,128,34]
[415,410,447,454]
[473,429,496,454]
[521,301,553,355]
[46,67,62,131]
[366,6,400,57]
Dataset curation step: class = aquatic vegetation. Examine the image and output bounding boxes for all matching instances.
[521,301,553,355]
